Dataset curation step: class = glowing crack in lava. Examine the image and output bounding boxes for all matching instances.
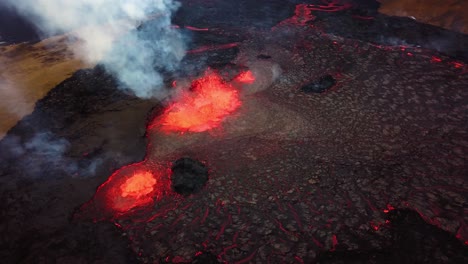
[278,1,352,27]
[157,71,242,132]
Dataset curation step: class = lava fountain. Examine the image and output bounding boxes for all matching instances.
[154,70,243,133]
[101,165,165,213]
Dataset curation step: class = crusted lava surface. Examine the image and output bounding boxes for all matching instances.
[1,0,468,263]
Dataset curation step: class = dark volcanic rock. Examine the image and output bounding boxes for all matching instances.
[191,251,220,264]
[313,9,468,61]
[180,46,240,79]
[316,209,468,264]
[173,0,296,29]
[0,65,157,179]
[301,75,337,93]
[386,209,468,263]
[171,157,209,195]
[0,65,158,263]
[257,54,272,60]
[210,62,249,81]
[17,222,139,264]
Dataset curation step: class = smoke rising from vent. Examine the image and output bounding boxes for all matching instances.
[0,131,101,179]
[0,78,29,120]
[4,0,186,98]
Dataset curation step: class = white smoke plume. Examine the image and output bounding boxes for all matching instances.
[0,131,102,178]
[4,0,186,98]
[0,77,29,120]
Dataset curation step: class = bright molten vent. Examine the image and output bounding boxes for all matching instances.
[156,71,242,132]
[108,169,161,213]
[79,163,170,218]
[120,171,157,199]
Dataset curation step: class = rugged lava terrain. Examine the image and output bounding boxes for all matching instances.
[1,1,467,263]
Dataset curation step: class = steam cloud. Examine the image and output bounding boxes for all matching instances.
[1,131,101,178]
[0,77,29,120]
[4,0,186,98]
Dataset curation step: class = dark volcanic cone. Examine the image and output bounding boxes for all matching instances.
[171,157,209,195]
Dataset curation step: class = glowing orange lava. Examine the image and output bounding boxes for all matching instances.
[158,71,241,132]
[234,70,256,84]
[84,165,166,214]
[120,171,157,199]
[106,170,160,213]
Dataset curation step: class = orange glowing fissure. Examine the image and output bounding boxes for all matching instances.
[158,71,244,132]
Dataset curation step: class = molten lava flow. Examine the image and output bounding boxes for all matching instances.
[187,43,238,54]
[158,71,241,132]
[234,70,256,84]
[76,161,171,219]
[307,0,352,12]
[108,170,160,213]
[87,165,166,214]
[185,26,209,31]
[120,171,157,199]
[277,2,352,27]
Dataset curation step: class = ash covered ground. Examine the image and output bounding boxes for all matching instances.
[1,1,468,263]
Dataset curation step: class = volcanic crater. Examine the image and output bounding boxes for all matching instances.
[1,1,467,263]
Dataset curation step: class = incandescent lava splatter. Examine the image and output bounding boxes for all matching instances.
[234,70,255,84]
[156,71,242,133]
[107,168,163,213]
[79,163,169,218]
[120,171,157,199]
